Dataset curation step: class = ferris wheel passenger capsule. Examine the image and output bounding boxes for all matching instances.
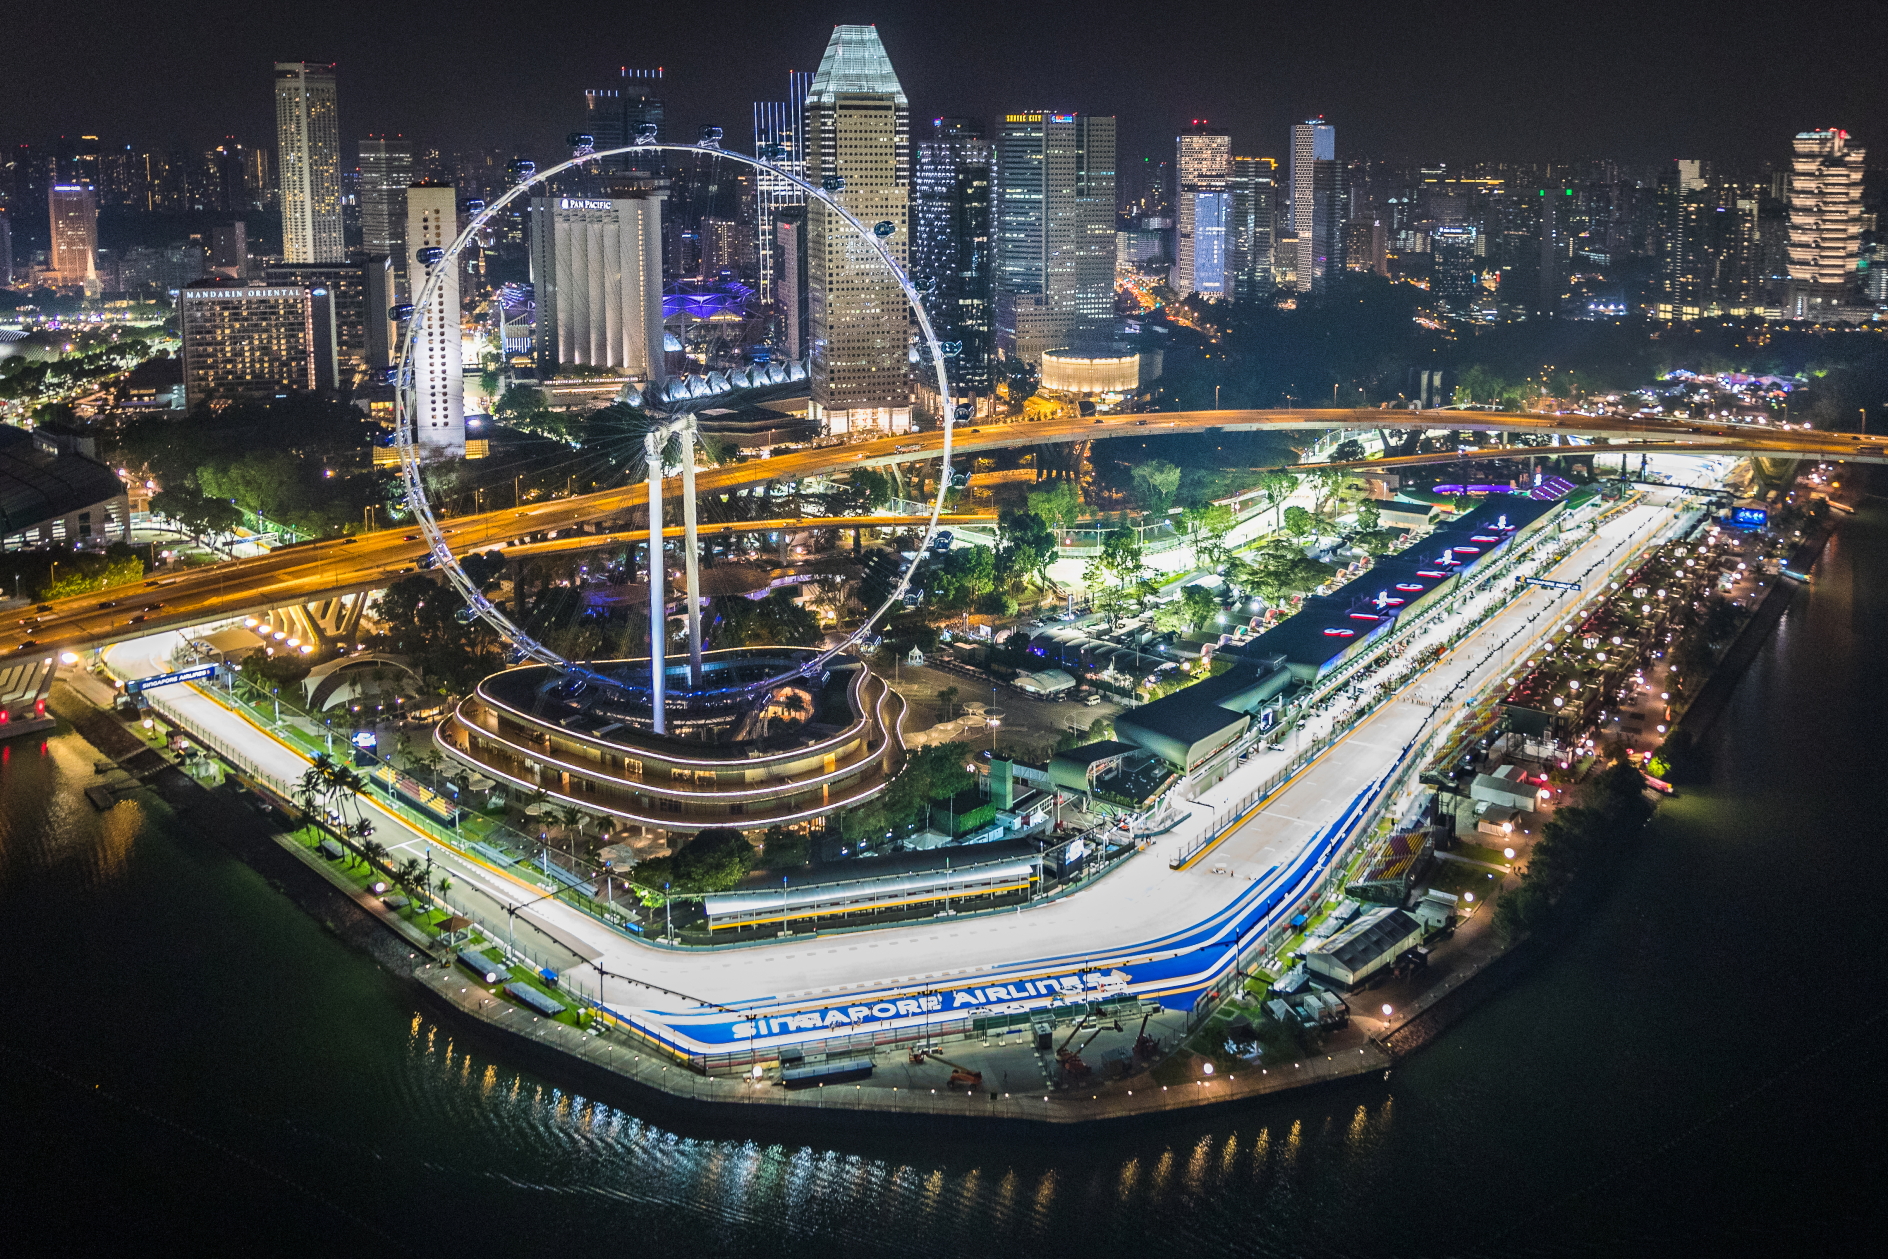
[872,221,896,238]
[388,303,415,322]
[416,246,444,267]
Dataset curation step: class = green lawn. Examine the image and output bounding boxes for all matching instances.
[1427,861,1505,898]
[1453,841,1513,866]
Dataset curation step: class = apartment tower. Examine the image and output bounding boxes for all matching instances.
[274,61,344,263]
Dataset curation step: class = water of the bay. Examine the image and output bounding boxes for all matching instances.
[4,504,1885,1257]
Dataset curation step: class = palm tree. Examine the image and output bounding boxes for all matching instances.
[359,838,389,874]
[550,805,587,854]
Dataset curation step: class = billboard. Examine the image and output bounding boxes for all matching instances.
[1731,506,1769,530]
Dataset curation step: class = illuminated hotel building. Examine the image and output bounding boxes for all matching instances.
[275,61,344,264]
[178,280,317,408]
[804,24,912,434]
[406,184,463,457]
[1786,128,1866,318]
[529,183,666,380]
[46,184,99,294]
[993,109,1117,362]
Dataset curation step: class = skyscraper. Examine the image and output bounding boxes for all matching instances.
[406,184,463,457]
[584,69,665,174]
[803,25,911,434]
[754,70,813,307]
[1228,156,1277,302]
[1431,225,1482,310]
[1289,119,1335,292]
[46,184,98,294]
[993,110,1117,362]
[1174,122,1230,297]
[529,182,666,381]
[275,62,343,264]
[1786,128,1866,319]
[358,136,413,278]
[912,118,994,405]
[0,210,12,287]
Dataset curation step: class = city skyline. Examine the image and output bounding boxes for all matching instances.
[7,1,1887,169]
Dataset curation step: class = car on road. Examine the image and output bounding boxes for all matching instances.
[36,604,53,612]
[127,614,147,625]
[98,600,118,609]
[143,603,163,612]
[15,639,38,651]
[1135,419,1149,426]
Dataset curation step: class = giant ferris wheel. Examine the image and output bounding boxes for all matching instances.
[391,141,958,726]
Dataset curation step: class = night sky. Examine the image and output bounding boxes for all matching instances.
[9,0,1888,167]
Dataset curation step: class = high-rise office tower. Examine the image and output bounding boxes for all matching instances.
[1173,122,1230,296]
[47,184,99,294]
[584,69,665,174]
[1289,119,1335,292]
[1431,225,1481,310]
[993,110,1117,362]
[529,181,666,381]
[912,118,994,404]
[406,184,463,457]
[754,70,813,307]
[803,24,912,434]
[0,210,12,287]
[1786,129,1866,318]
[178,280,317,408]
[359,136,413,277]
[275,61,344,263]
[1228,156,1276,302]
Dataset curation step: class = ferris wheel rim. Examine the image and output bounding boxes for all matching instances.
[392,142,959,704]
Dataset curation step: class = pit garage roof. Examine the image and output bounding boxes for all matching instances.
[0,426,126,537]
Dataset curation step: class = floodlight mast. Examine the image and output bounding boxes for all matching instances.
[392,142,958,715]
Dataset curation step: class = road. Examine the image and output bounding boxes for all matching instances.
[7,408,1875,659]
[99,470,1700,1061]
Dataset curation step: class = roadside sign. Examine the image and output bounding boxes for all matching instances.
[124,664,219,695]
[1519,576,1580,592]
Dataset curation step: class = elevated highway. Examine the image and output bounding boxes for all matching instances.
[6,409,1875,657]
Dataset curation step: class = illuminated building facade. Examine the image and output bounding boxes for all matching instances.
[46,183,98,294]
[436,650,900,840]
[1173,123,1230,296]
[178,281,317,408]
[993,109,1116,362]
[753,70,812,306]
[804,24,912,434]
[1228,156,1277,301]
[1786,128,1866,318]
[358,137,412,284]
[406,184,463,457]
[1289,118,1335,292]
[274,62,344,264]
[529,184,666,380]
[912,117,993,404]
